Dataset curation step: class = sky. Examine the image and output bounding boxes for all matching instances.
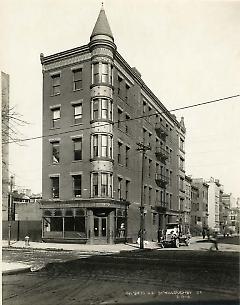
[1,0,240,198]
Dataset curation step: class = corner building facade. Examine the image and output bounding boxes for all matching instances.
[40,8,186,244]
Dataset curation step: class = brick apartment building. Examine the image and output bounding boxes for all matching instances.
[40,7,186,244]
[191,178,209,231]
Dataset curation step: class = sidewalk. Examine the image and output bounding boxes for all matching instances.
[2,262,31,275]
[2,239,156,253]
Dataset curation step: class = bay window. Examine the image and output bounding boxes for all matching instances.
[91,98,113,121]
[91,134,112,159]
[91,172,113,198]
[92,62,112,85]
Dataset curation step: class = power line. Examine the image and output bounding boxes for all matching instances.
[3,94,240,145]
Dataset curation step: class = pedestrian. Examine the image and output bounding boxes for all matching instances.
[209,231,219,251]
[207,229,210,240]
[202,229,206,239]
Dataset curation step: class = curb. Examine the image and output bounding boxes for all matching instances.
[2,266,31,276]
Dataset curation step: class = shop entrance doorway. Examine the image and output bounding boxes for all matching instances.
[94,216,108,242]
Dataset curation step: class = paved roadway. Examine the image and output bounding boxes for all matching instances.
[2,249,239,305]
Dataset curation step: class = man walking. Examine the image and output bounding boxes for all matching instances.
[209,231,219,251]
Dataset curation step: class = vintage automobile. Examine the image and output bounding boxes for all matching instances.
[160,223,191,248]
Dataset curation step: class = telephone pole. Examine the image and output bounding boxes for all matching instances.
[137,142,151,249]
[8,175,14,247]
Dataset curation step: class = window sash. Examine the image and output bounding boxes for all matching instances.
[73,175,81,197]
[73,139,82,160]
[51,177,59,198]
[92,172,112,198]
[74,104,82,124]
[52,75,60,95]
[52,142,60,163]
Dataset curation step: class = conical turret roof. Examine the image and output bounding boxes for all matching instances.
[90,6,114,41]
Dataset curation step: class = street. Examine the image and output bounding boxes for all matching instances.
[2,248,239,305]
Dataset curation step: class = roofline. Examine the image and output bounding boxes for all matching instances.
[40,44,90,65]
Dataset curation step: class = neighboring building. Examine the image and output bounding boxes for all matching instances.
[1,71,10,220]
[220,192,231,234]
[40,6,186,244]
[183,175,192,229]
[223,194,240,234]
[190,184,200,232]
[207,177,222,231]
[191,178,209,229]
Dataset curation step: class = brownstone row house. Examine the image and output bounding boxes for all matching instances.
[40,7,186,244]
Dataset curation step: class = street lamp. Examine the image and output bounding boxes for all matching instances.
[137,142,151,249]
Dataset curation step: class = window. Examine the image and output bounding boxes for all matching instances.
[92,173,98,196]
[117,108,122,129]
[156,190,160,203]
[73,69,82,90]
[125,83,130,101]
[143,101,147,115]
[101,63,108,83]
[125,114,130,133]
[93,62,112,84]
[73,138,82,161]
[180,157,185,171]
[73,104,82,124]
[143,128,147,144]
[118,142,122,164]
[149,159,152,177]
[92,134,112,159]
[91,172,113,198]
[73,175,81,197]
[148,106,152,122]
[149,133,152,146]
[117,76,122,95]
[179,177,184,191]
[51,177,59,198]
[170,194,172,209]
[52,108,60,128]
[144,186,147,204]
[149,187,152,205]
[180,138,185,151]
[93,99,99,120]
[52,141,60,163]
[101,135,108,157]
[169,171,173,186]
[101,99,108,119]
[126,180,130,200]
[118,177,122,200]
[93,63,100,83]
[101,173,108,196]
[91,98,113,121]
[51,74,60,95]
[126,146,130,167]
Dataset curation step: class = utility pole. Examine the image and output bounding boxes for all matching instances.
[8,175,14,247]
[137,142,151,249]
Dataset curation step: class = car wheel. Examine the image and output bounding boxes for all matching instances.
[185,239,190,246]
[175,238,180,248]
